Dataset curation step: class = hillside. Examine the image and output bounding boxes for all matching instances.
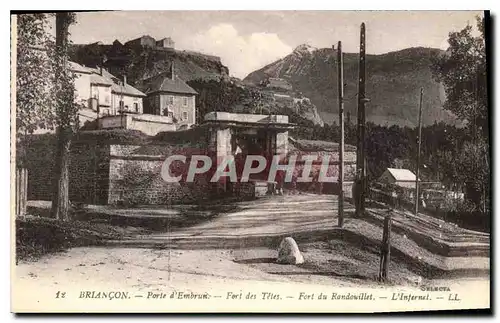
[70,42,229,84]
[244,45,460,127]
[69,42,323,125]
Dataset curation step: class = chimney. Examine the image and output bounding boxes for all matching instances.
[99,66,103,76]
[123,74,127,85]
[170,61,175,81]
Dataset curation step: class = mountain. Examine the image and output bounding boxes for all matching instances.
[69,41,323,125]
[244,45,460,127]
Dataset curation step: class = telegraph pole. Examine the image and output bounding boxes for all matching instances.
[336,41,345,227]
[356,22,368,216]
[415,88,424,216]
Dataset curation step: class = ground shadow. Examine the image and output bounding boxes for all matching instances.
[234,257,276,264]
[28,197,245,233]
[234,256,377,282]
[267,270,373,281]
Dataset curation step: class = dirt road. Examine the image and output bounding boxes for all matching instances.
[13,246,490,312]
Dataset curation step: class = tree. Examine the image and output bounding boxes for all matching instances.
[50,12,78,220]
[431,16,488,138]
[431,16,490,212]
[16,13,79,220]
[16,14,56,165]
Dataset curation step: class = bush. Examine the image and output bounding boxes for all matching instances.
[15,216,126,263]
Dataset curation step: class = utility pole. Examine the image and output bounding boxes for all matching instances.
[336,41,345,227]
[415,88,424,216]
[356,22,368,216]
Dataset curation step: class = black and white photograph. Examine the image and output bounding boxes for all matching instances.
[10,10,491,313]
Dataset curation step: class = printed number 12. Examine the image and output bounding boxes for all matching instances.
[55,291,66,298]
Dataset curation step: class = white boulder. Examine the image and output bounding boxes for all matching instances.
[276,237,304,265]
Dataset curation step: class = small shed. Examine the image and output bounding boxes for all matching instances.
[378,168,418,188]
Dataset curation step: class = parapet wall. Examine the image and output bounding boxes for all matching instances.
[107,144,213,205]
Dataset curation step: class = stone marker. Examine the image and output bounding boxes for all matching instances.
[276,237,304,265]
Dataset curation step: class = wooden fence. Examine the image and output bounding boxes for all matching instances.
[15,168,28,217]
[368,184,490,233]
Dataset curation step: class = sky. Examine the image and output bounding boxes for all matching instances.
[65,11,483,79]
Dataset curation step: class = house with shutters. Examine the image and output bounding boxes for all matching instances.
[138,63,198,129]
[62,61,198,135]
[98,68,145,115]
[69,61,148,130]
[71,62,146,117]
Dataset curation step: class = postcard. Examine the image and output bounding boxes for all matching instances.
[11,10,490,313]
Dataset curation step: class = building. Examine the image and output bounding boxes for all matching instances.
[156,37,175,49]
[139,63,198,128]
[378,168,418,189]
[124,35,156,48]
[124,35,175,49]
[69,61,94,107]
[26,112,295,205]
[69,61,152,132]
[263,77,293,92]
[69,62,112,126]
[71,60,196,135]
[96,69,146,115]
[88,69,114,115]
[287,138,357,195]
[71,62,146,117]
[91,69,179,135]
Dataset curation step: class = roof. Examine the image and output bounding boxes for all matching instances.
[111,82,146,97]
[100,68,119,82]
[385,168,417,181]
[125,35,155,44]
[90,73,113,86]
[88,67,145,96]
[69,61,92,74]
[140,73,198,95]
[289,138,357,152]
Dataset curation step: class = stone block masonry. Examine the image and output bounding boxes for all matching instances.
[25,138,111,204]
[68,143,111,204]
[107,145,213,205]
[25,137,217,205]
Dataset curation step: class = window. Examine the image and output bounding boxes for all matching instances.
[119,100,124,113]
[88,98,98,111]
[182,97,188,107]
[133,103,139,113]
[163,108,174,117]
[167,96,174,105]
[182,111,188,120]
